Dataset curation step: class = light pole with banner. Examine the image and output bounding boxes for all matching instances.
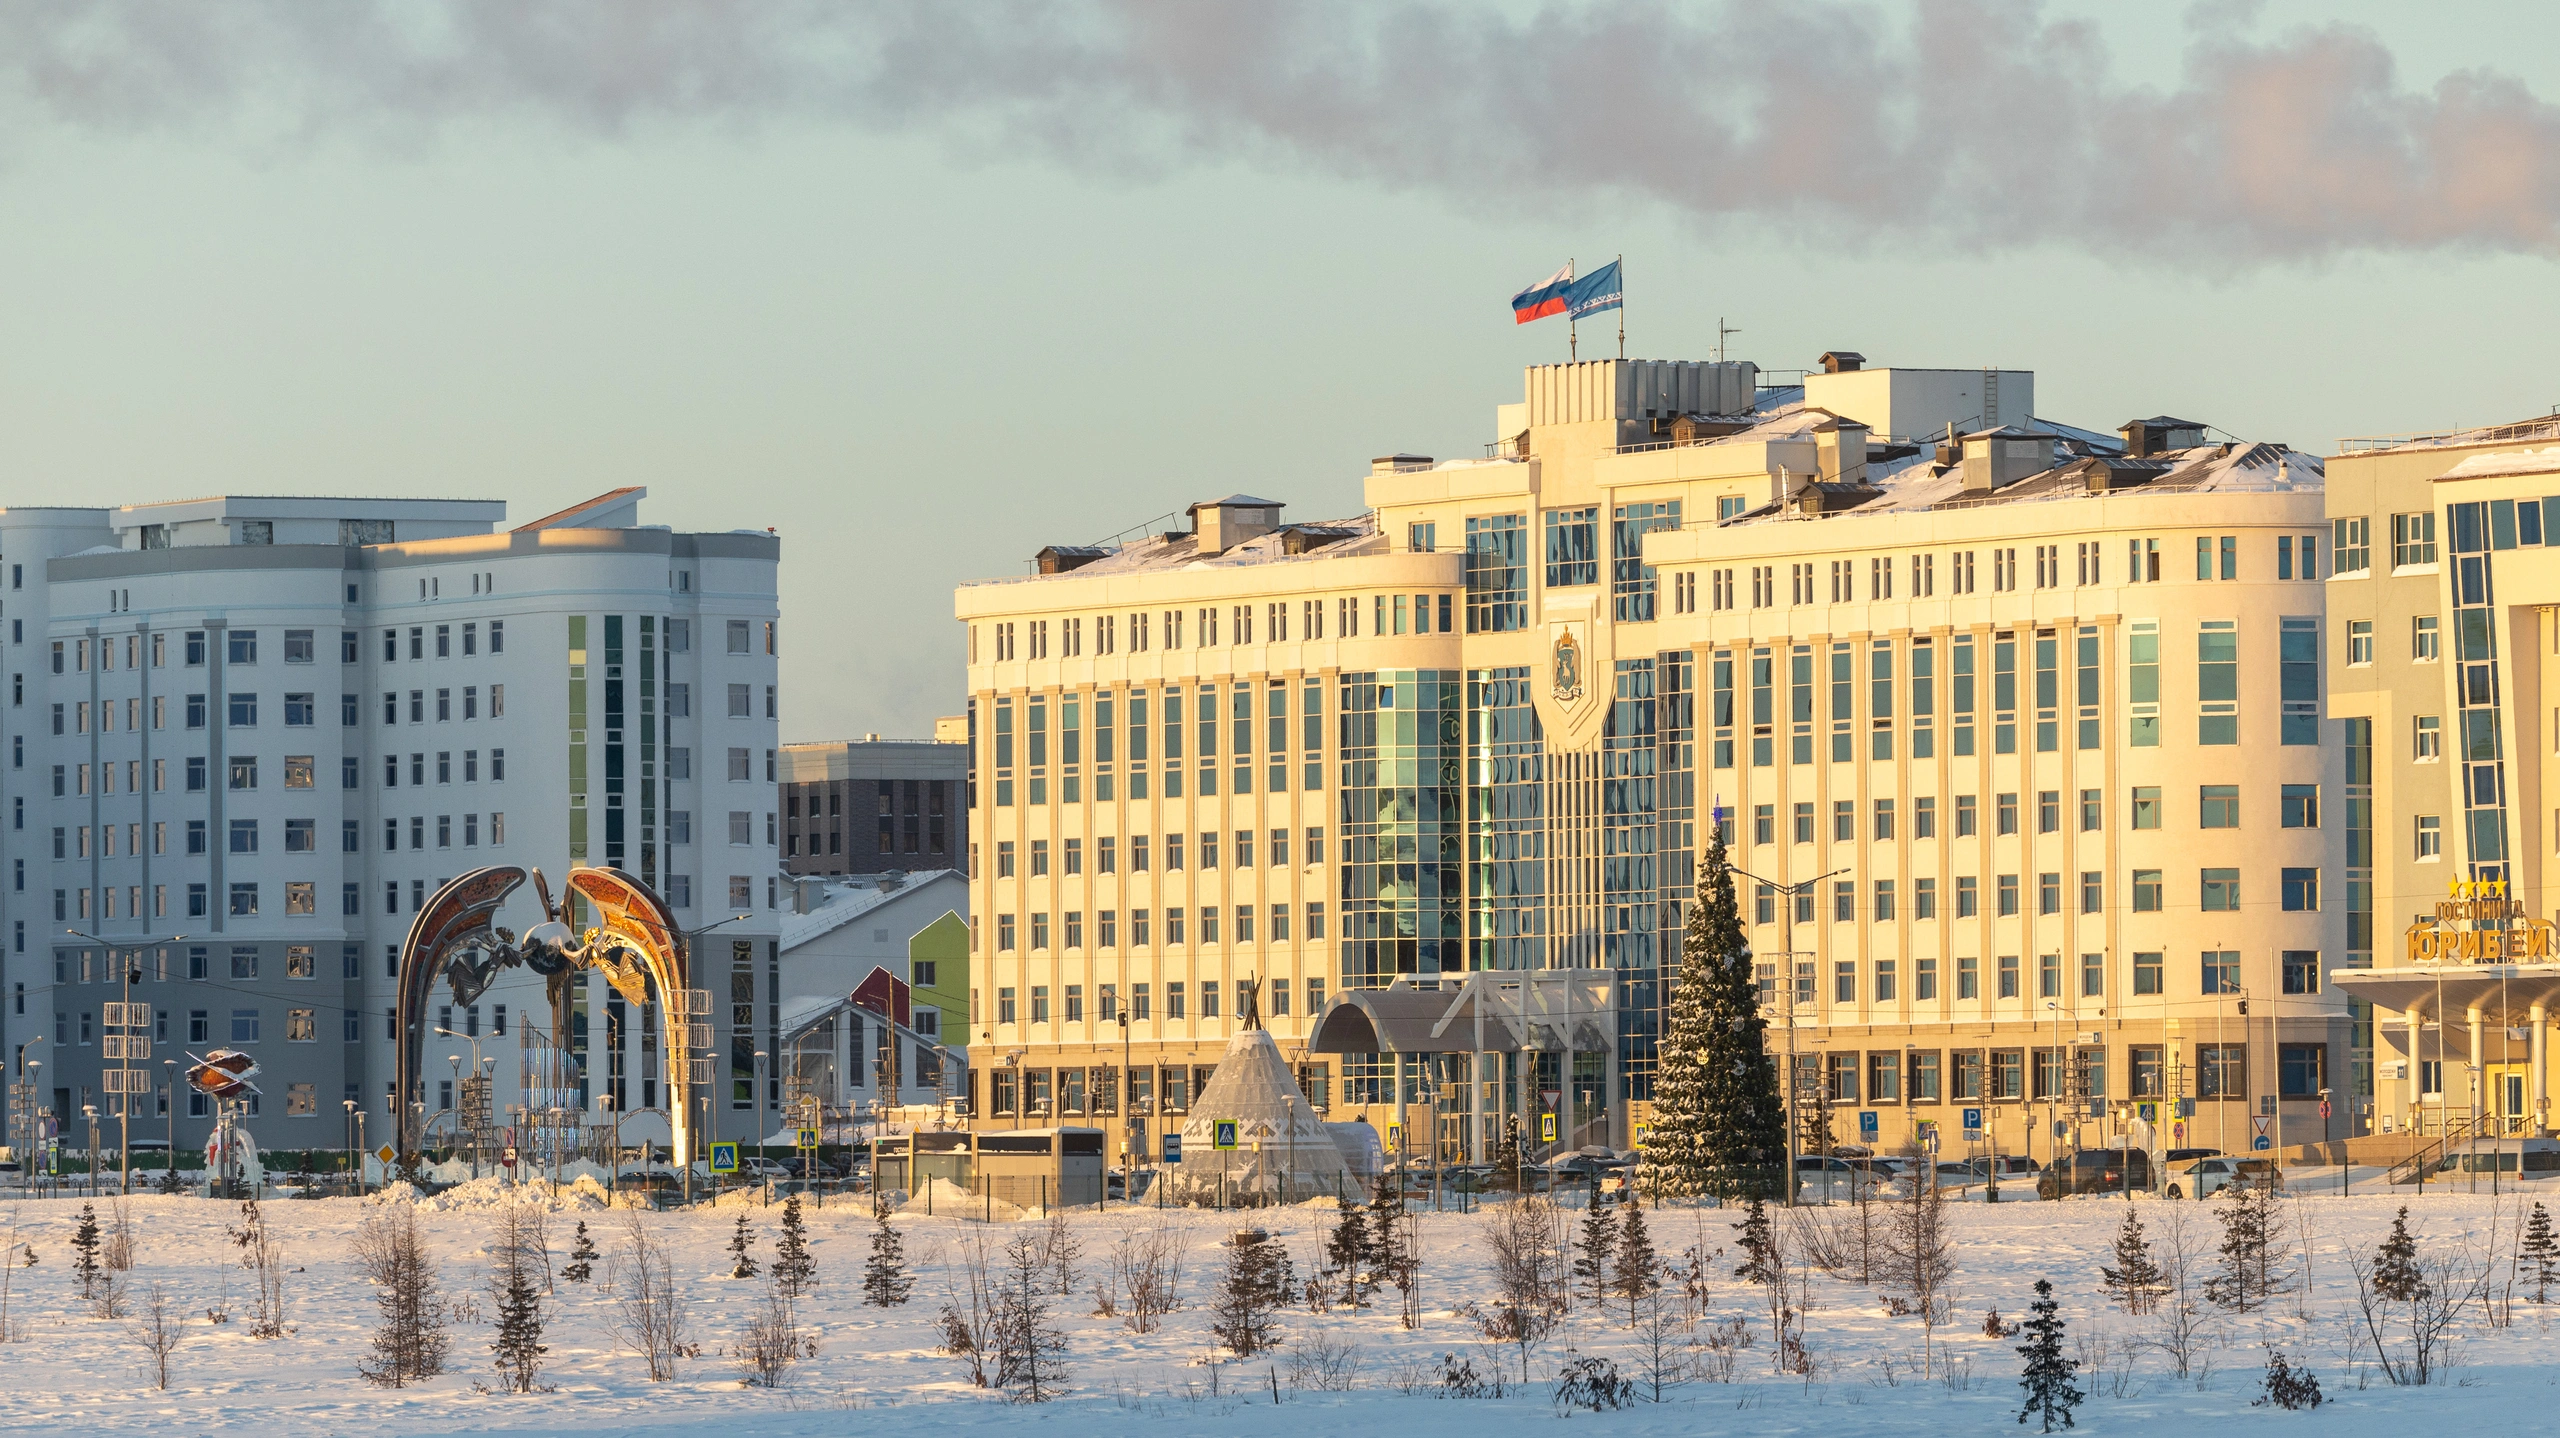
[68,930,187,1196]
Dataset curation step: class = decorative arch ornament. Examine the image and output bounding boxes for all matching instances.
[393,865,706,1168]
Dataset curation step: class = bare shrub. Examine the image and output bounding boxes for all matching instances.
[607,1212,693,1383]
[1285,1331,1360,1390]
[737,1276,816,1388]
[131,1281,184,1390]
[94,1268,131,1320]
[353,1204,450,1387]
[2349,1208,2485,1387]
[1876,1177,1954,1375]
[937,1232,1002,1388]
[103,1199,138,1272]
[997,1230,1070,1401]
[2148,1206,2213,1379]
[1112,1225,1185,1334]
[228,1198,289,1338]
[1466,1196,1563,1380]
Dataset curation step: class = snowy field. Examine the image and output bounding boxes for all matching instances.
[0,1181,2555,1435]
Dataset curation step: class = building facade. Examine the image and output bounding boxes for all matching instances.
[2326,419,2560,1141]
[2,489,784,1162]
[778,739,968,877]
[958,356,2351,1166]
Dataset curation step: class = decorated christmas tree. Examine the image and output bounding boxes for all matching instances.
[1642,825,1786,1199]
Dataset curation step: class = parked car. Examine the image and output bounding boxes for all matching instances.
[2035,1148,2153,1200]
[737,1156,792,1180]
[1794,1154,1886,1200]
[2168,1155,2281,1200]
[2160,1147,2224,1166]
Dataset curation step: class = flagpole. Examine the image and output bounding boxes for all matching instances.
[1568,256,1576,362]
[1616,253,1625,360]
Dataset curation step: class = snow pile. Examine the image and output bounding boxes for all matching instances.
[366,1173,612,1212]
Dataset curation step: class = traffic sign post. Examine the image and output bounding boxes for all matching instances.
[1961,1107,1983,1141]
[709,1141,740,1175]
[1212,1120,1238,1151]
[1858,1110,1879,1143]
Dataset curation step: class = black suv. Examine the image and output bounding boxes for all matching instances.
[2035,1148,2152,1199]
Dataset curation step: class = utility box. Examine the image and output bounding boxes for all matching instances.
[974,1126,1105,1208]
[871,1128,972,1196]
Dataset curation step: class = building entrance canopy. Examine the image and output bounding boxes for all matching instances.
[2334,965,2560,1031]
[1305,970,1615,1057]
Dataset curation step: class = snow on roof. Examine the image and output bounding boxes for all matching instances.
[776,868,959,952]
[995,513,1382,584]
[2437,446,2560,482]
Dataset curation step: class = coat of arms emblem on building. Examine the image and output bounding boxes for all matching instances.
[1552,630,1584,703]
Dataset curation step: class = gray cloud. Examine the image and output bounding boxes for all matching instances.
[2,0,2554,262]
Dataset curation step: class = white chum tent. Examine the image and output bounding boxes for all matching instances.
[1165,1026,1361,1205]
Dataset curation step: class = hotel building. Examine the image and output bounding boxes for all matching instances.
[2325,420,2560,1145]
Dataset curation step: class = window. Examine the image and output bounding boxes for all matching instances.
[2133,869,2163,912]
[2347,620,2373,666]
[2414,715,2441,761]
[1996,792,2017,835]
[2079,789,2100,832]
[2198,1045,2244,1099]
[2416,814,2442,860]
[2038,952,2061,999]
[2198,620,2238,744]
[1954,795,1976,837]
[2131,786,2160,830]
[2037,791,2059,834]
[231,1008,261,1043]
[2202,950,2241,995]
[2282,867,2319,912]
[1998,954,2020,999]
[1542,506,1598,587]
[1957,956,1979,1000]
[2133,952,2163,996]
[2080,871,2102,914]
[2199,784,2239,828]
[2038,872,2060,915]
[2332,515,2370,574]
[1997,874,2019,916]
[227,630,258,665]
[2413,614,2440,661]
[1956,876,1978,918]
[2279,1043,2327,1099]
[2201,868,2241,912]
[2283,951,2321,995]
[2392,510,2436,568]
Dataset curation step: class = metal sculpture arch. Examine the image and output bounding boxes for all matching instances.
[393,865,704,1168]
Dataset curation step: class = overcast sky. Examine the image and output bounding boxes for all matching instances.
[1,1,2554,743]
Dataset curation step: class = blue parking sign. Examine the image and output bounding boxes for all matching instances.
[1858,1110,1879,1141]
[1961,1107,1983,1139]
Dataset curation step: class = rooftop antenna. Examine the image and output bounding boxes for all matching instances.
[1716,317,1741,364]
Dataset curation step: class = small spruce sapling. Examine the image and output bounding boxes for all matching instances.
[2014,1278,2083,1432]
[1573,1202,1620,1310]
[2254,1350,2323,1411]
[2374,1205,2425,1303]
[69,1203,102,1300]
[1323,1197,1370,1307]
[2098,1209,2163,1316]
[2522,1202,2558,1305]
[561,1221,598,1285]
[862,1216,913,1307]
[728,1213,761,1280]
[772,1194,816,1298]
[1614,1202,1660,1324]
[1733,1197,1778,1287]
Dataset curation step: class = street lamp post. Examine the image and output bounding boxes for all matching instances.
[13,1037,46,1191]
[675,913,752,1208]
[164,1059,178,1192]
[1726,863,1848,1207]
[754,1049,769,1199]
[67,930,186,1198]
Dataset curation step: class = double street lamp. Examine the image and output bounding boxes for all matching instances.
[1722,864,1847,1208]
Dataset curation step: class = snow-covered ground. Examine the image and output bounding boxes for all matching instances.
[0,1180,2553,1435]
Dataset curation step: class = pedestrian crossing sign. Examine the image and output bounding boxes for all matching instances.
[796,1128,820,1150]
[1213,1119,1239,1151]
[709,1142,740,1173]
[1540,1112,1558,1142]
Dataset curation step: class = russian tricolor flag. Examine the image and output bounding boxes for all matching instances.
[1510,263,1573,324]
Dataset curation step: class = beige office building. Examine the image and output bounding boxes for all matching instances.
[2325,418,2560,1146]
[957,355,2346,1165]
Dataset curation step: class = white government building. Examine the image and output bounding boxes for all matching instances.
[958,353,2351,1167]
[2,488,782,1163]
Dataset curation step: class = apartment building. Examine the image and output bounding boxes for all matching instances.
[778,738,967,877]
[958,355,2345,1164]
[2,489,783,1159]
[2326,419,2560,1141]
